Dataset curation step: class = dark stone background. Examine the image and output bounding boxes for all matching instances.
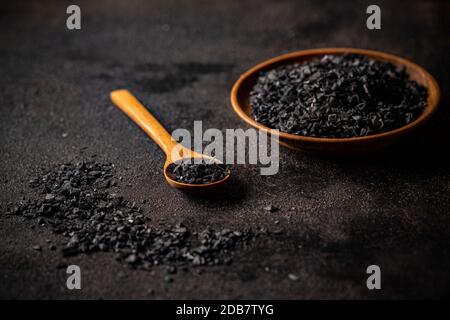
[0,0,449,299]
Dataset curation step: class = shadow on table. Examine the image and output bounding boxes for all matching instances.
[181,170,248,207]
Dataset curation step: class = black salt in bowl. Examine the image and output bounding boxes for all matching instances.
[231,48,440,154]
[249,53,429,139]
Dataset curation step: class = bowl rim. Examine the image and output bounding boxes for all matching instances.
[230,47,441,144]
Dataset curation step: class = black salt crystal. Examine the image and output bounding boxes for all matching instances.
[264,205,278,212]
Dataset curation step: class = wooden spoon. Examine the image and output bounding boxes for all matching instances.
[110,89,230,191]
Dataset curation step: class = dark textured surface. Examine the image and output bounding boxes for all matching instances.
[0,0,449,299]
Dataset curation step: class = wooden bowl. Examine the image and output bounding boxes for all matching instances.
[230,48,440,155]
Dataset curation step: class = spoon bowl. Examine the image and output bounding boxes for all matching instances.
[110,90,230,191]
[163,156,231,190]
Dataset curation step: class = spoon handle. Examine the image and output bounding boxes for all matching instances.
[110,89,178,155]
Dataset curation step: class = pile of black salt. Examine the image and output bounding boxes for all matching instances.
[250,54,428,138]
[6,159,250,271]
[166,159,229,184]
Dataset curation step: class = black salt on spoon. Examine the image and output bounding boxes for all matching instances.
[250,53,428,138]
[166,159,229,185]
